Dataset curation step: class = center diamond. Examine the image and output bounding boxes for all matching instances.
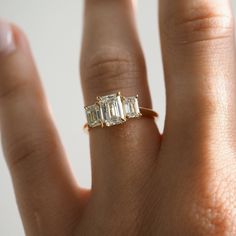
[99,93,125,127]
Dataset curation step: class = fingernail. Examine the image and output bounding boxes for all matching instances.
[0,20,16,56]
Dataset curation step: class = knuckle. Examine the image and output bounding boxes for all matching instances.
[0,80,29,101]
[163,5,234,46]
[5,133,59,173]
[81,48,145,99]
[0,54,37,101]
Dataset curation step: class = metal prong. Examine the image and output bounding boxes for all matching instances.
[96,96,102,101]
[83,123,90,133]
[117,91,121,96]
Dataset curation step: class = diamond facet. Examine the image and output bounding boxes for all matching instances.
[85,104,101,128]
[99,93,125,126]
[124,96,141,118]
[84,92,145,128]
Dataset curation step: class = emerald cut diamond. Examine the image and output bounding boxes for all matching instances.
[99,93,125,127]
[85,104,101,128]
[84,92,147,129]
[124,96,142,118]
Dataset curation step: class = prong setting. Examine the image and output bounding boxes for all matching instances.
[96,96,102,101]
[85,92,142,128]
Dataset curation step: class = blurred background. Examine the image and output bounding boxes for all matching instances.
[0,0,235,235]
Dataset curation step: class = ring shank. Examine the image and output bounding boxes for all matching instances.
[139,107,158,119]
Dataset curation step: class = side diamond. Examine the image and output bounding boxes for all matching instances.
[85,104,101,128]
[124,96,141,118]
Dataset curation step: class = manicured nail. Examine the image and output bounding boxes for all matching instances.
[0,20,16,56]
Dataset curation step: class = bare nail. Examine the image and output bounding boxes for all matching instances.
[0,20,16,56]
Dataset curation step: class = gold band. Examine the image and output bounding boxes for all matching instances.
[139,107,158,119]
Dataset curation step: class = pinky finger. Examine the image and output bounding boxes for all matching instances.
[0,21,82,235]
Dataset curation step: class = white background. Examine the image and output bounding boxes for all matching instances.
[0,0,235,235]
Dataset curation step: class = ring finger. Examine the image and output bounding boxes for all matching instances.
[80,0,160,199]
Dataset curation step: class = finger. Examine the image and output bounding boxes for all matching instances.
[159,0,236,150]
[0,21,82,235]
[81,0,160,198]
[156,2,236,234]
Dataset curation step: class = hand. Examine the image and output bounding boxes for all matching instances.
[1,0,236,235]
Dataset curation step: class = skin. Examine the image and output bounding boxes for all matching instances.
[1,0,236,235]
